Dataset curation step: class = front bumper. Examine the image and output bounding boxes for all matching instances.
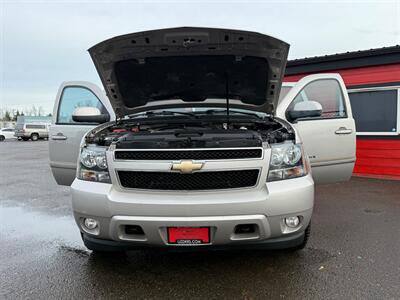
[82,229,306,251]
[71,174,314,249]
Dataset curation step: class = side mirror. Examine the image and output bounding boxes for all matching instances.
[72,107,110,123]
[287,101,322,121]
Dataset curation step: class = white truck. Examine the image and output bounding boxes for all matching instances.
[49,27,355,252]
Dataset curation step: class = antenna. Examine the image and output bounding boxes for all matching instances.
[225,72,230,126]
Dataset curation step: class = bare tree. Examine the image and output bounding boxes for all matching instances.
[4,111,12,121]
[30,105,38,116]
[25,105,45,116]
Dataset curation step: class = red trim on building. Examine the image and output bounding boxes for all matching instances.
[284,63,400,87]
[354,139,400,179]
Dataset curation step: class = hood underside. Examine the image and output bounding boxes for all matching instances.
[89,27,289,117]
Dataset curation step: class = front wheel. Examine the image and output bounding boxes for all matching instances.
[0,135,5,141]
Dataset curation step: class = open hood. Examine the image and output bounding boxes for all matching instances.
[89,27,289,117]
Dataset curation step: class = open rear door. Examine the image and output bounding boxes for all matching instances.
[49,81,115,186]
[276,74,356,184]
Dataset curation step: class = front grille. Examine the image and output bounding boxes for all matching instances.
[118,169,260,190]
[115,149,262,161]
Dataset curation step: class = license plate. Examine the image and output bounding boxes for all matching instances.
[167,227,210,244]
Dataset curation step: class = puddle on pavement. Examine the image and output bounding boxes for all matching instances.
[0,205,86,253]
[0,205,334,270]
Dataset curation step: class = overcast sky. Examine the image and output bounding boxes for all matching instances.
[1,0,399,114]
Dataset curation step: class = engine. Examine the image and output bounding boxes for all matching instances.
[85,116,295,149]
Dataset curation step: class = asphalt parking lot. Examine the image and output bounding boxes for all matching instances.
[1,140,399,299]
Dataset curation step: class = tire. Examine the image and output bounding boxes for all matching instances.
[288,224,311,251]
[31,133,39,141]
[22,137,29,141]
[0,135,5,142]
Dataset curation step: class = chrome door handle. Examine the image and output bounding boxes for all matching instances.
[51,133,67,140]
[335,127,353,135]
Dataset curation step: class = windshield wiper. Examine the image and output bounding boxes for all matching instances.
[205,109,263,118]
[128,110,196,119]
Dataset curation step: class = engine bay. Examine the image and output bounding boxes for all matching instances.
[85,115,295,149]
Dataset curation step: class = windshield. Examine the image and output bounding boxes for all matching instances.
[127,107,267,119]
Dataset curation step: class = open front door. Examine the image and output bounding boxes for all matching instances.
[276,74,356,184]
[49,81,115,186]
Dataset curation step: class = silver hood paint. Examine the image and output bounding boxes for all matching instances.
[89,27,289,118]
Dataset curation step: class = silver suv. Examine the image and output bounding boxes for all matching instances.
[15,123,50,141]
[49,28,356,252]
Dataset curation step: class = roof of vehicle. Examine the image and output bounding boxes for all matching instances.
[23,123,50,125]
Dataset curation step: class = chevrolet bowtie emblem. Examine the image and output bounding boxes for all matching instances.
[171,160,204,174]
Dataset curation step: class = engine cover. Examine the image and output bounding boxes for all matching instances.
[115,129,263,149]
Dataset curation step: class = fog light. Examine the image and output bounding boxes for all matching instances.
[84,218,98,230]
[285,216,300,228]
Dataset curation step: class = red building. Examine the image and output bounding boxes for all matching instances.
[284,46,400,180]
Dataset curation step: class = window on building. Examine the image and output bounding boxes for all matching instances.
[349,89,399,134]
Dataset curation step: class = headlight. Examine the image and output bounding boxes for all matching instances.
[77,147,111,183]
[80,148,98,168]
[267,142,308,182]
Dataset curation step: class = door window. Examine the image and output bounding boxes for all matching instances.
[26,124,46,129]
[289,79,347,119]
[57,86,107,124]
